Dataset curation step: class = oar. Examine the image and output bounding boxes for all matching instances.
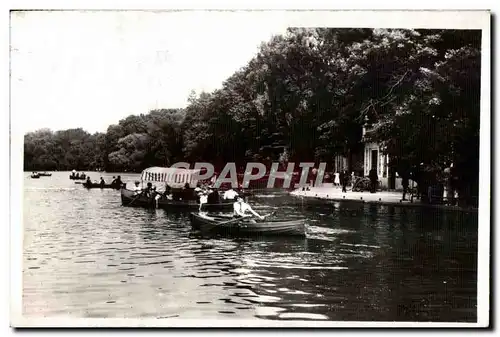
[214,211,275,226]
[261,211,276,220]
[215,215,250,226]
[127,192,144,206]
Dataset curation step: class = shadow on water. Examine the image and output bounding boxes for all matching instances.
[22,173,478,322]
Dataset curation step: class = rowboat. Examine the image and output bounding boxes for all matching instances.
[120,188,234,212]
[189,212,307,237]
[69,175,86,180]
[38,172,52,177]
[83,182,123,189]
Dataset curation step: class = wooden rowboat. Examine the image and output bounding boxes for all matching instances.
[69,175,86,180]
[120,188,234,212]
[189,212,307,237]
[38,172,52,176]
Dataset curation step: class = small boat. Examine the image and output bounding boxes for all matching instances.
[38,172,52,177]
[120,188,233,212]
[189,212,307,237]
[69,175,86,180]
[30,173,40,179]
[83,182,123,189]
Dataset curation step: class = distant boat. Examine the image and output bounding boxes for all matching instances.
[38,172,52,177]
[69,174,86,180]
[83,182,123,190]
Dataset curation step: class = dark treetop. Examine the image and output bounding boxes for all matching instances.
[24,28,481,203]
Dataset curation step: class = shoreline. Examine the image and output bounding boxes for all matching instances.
[289,186,478,212]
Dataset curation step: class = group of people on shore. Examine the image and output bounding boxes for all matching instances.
[331,168,380,193]
[331,170,355,193]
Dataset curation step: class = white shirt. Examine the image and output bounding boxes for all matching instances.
[223,189,238,200]
[132,184,142,194]
[233,201,252,216]
[199,195,208,204]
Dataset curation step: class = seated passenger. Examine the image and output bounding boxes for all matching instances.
[132,181,142,195]
[223,188,239,200]
[198,192,208,212]
[144,182,154,197]
[163,184,172,197]
[207,189,220,204]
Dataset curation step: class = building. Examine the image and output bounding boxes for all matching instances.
[328,123,412,191]
[362,125,407,191]
[332,155,347,173]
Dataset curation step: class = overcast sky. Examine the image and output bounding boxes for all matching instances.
[11,11,289,134]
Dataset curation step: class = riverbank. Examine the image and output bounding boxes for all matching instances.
[289,186,478,212]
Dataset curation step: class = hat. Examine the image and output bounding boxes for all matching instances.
[135,181,140,184]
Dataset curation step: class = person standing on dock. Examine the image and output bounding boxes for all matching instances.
[341,169,349,193]
[402,175,409,201]
[334,172,340,187]
[369,169,378,193]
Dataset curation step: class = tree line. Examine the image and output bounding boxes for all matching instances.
[24,28,481,201]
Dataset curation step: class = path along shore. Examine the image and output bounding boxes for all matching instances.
[289,186,478,212]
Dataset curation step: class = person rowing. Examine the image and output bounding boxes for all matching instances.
[233,196,264,220]
[114,175,123,188]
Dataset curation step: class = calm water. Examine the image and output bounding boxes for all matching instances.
[22,172,478,322]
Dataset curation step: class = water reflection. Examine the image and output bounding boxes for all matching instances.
[23,172,478,321]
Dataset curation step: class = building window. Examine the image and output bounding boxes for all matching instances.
[371,150,378,172]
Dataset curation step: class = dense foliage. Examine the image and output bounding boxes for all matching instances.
[24,109,185,172]
[24,28,481,201]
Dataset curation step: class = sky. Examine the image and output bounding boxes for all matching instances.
[11,11,290,134]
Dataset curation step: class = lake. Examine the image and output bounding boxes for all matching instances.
[22,171,478,322]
